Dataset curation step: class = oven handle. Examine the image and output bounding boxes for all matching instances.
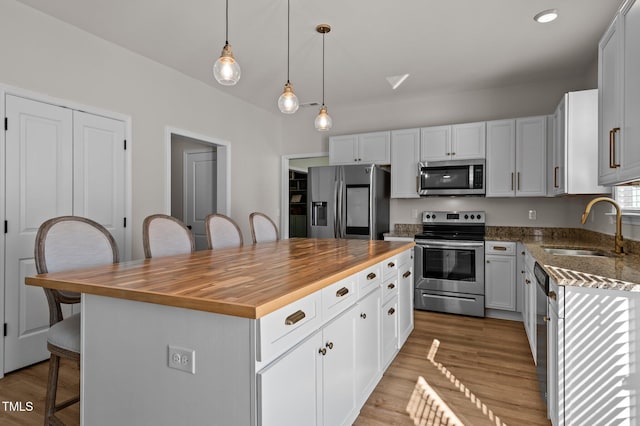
[415,240,484,249]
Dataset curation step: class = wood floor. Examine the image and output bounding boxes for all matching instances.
[0,310,549,425]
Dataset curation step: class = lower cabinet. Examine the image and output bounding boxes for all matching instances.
[258,306,357,426]
[522,250,537,359]
[397,257,414,347]
[354,288,381,406]
[484,241,517,311]
[382,296,399,369]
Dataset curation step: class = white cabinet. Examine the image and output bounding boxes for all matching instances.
[484,241,516,311]
[390,128,420,198]
[381,296,398,369]
[550,90,608,196]
[420,122,485,162]
[329,131,390,165]
[559,285,640,425]
[397,255,414,347]
[259,306,357,426]
[354,288,381,406]
[486,117,547,197]
[547,277,559,426]
[598,0,640,185]
[521,249,536,360]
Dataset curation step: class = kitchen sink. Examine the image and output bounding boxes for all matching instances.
[542,247,614,257]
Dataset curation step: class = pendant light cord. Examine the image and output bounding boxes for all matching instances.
[287,0,290,83]
[322,31,325,106]
[225,0,229,44]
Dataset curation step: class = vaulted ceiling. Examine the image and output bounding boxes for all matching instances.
[17,0,622,114]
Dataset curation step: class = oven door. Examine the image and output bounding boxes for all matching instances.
[414,239,485,295]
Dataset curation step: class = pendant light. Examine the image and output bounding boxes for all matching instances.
[315,24,332,131]
[278,0,299,114]
[213,0,241,86]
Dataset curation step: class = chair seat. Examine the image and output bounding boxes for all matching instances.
[47,313,81,354]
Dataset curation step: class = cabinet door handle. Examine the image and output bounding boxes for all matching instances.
[387,261,395,268]
[403,271,412,278]
[387,283,396,290]
[543,316,550,322]
[511,172,514,190]
[451,152,456,156]
[517,172,521,191]
[336,287,349,297]
[416,175,419,193]
[525,279,531,285]
[609,127,621,168]
[360,313,367,319]
[553,166,559,188]
[486,260,490,264]
[319,347,327,356]
[285,310,306,325]
[388,307,396,316]
[325,342,334,350]
[549,291,557,300]
[367,272,377,280]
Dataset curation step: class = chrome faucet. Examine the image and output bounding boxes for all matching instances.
[581,197,624,255]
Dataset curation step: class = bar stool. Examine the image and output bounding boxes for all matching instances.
[205,213,243,249]
[34,216,119,426]
[249,212,279,244]
[142,214,195,258]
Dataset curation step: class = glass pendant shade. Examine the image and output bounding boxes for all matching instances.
[314,105,332,131]
[278,82,299,114]
[214,43,241,86]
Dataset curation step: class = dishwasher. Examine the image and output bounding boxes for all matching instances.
[533,262,549,409]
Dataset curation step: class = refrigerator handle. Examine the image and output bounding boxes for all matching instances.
[333,168,339,238]
[369,165,374,240]
[337,167,344,238]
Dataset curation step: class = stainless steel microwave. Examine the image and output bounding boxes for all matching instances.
[418,159,485,196]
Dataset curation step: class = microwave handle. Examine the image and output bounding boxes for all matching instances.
[469,165,474,189]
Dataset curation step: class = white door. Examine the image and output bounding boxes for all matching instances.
[486,119,516,197]
[73,111,126,254]
[184,151,217,251]
[420,125,451,162]
[451,122,486,160]
[515,116,547,197]
[4,95,73,372]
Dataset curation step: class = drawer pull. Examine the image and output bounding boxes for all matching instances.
[403,271,411,278]
[285,310,306,325]
[336,287,349,297]
[360,313,367,319]
[492,246,507,251]
[549,291,557,300]
[387,283,396,290]
[388,307,396,316]
[319,347,327,356]
[387,262,395,268]
[367,272,377,280]
[543,316,550,322]
[326,342,334,350]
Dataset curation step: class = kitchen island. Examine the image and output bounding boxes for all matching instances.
[26,238,415,426]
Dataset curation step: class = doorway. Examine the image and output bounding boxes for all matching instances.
[166,128,230,250]
[280,153,329,239]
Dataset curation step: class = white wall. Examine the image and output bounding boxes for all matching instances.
[0,0,286,257]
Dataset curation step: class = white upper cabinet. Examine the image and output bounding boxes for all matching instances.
[486,117,547,197]
[329,131,390,165]
[390,128,420,198]
[599,0,640,185]
[420,122,485,162]
[550,90,608,196]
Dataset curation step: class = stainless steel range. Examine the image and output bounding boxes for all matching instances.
[414,211,485,317]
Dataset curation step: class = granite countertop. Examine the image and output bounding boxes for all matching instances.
[487,227,640,292]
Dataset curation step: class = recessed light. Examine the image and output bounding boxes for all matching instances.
[534,9,558,23]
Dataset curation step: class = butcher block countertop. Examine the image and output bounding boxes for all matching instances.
[26,238,414,319]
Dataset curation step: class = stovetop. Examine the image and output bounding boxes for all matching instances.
[415,211,486,241]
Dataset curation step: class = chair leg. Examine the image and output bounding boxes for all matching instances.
[44,353,60,426]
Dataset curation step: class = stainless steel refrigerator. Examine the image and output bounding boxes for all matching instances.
[307,164,390,240]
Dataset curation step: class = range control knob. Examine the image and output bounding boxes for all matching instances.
[432,214,437,219]
[464,214,469,219]
[470,215,475,219]
[477,214,482,220]
[426,214,431,219]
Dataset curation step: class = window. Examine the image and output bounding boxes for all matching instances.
[615,186,640,212]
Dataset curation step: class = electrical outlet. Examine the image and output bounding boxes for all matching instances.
[168,345,195,374]
[528,210,537,220]
[411,209,418,219]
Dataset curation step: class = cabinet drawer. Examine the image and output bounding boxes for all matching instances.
[382,257,398,281]
[485,241,516,255]
[322,275,357,322]
[358,263,382,298]
[382,275,399,303]
[257,292,322,363]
